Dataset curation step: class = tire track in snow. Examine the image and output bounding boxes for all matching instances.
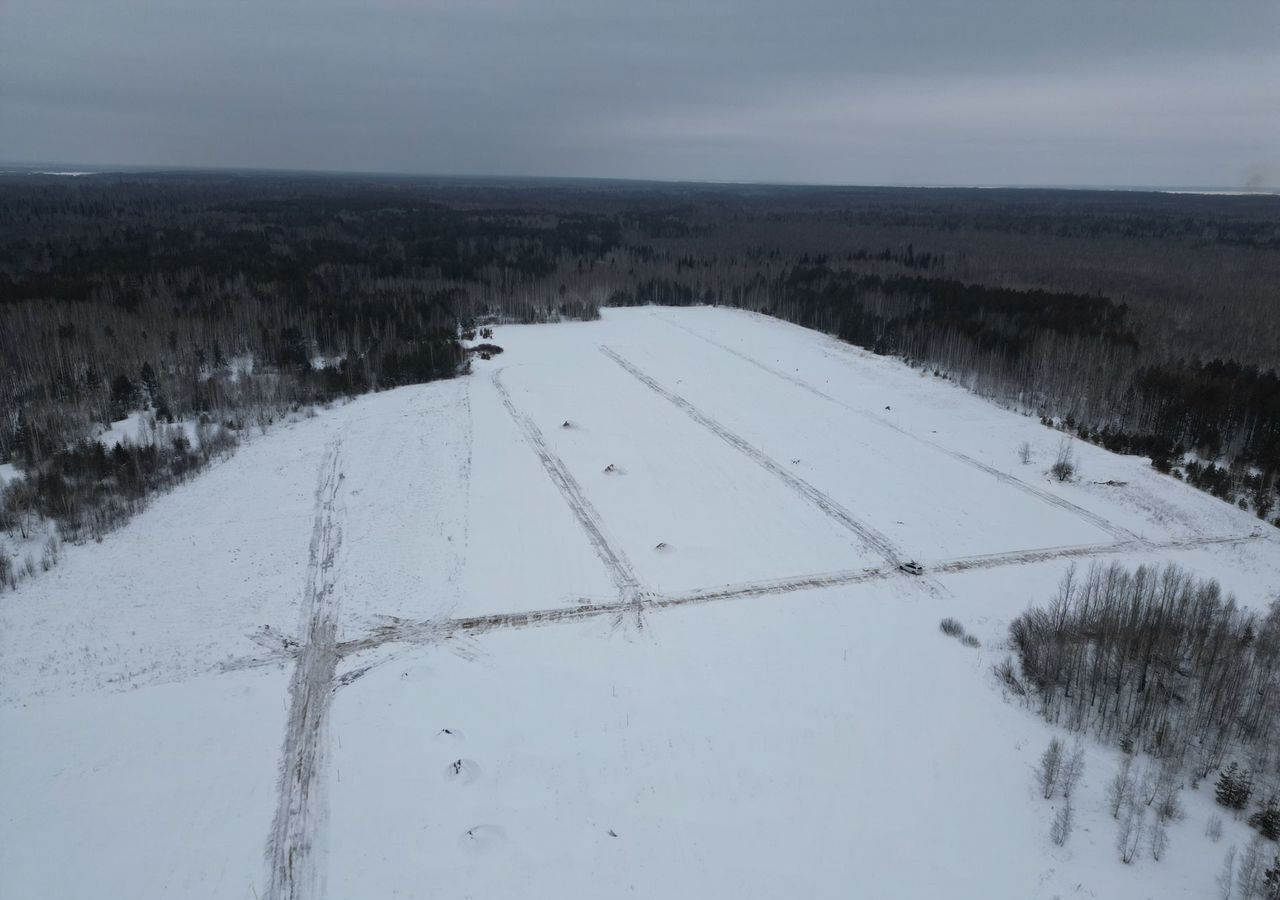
[600,345,912,571]
[492,369,645,608]
[456,380,474,599]
[264,437,345,900]
[337,569,890,650]
[657,313,1140,544]
[932,541,1145,573]
[655,567,889,604]
[932,531,1269,573]
[418,382,473,621]
[332,530,1270,658]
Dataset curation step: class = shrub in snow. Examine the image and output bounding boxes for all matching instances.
[1220,846,1238,900]
[1050,796,1074,847]
[1050,439,1076,482]
[994,656,1025,695]
[1117,800,1146,864]
[1152,763,1184,823]
[1060,739,1086,800]
[1149,819,1169,861]
[40,535,59,572]
[1108,757,1135,819]
[939,617,980,648]
[1039,737,1064,800]
[470,343,504,360]
[1239,837,1267,899]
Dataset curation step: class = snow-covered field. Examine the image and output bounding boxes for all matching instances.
[2,306,1277,899]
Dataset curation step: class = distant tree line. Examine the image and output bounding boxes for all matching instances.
[2,174,1277,583]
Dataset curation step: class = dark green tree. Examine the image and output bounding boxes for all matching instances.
[1262,855,1280,900]
[109,374,136,421]
[1217,764,1248,810]
[1250,796,1280,840]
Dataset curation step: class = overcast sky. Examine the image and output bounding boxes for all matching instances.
[2,0,1277,187]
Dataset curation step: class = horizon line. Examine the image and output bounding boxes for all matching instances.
[0,160,1276,196]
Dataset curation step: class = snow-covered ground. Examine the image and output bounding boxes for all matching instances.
[2,306,1277,899]
[93,409,217,450]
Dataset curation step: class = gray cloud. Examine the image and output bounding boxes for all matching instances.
[2,0,1277,186]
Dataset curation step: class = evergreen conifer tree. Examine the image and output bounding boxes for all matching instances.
[1235,769,1255,811]
[1261,855,1280,900]
[1249,796,1280,840]
[1217,764,1241,808]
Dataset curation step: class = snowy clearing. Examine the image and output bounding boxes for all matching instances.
[2,306,1277,900]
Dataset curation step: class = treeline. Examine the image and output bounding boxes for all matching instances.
[0,174,628,464]
[2,421,238,548]
[1009,563,1279,791]
[3,174,1278,574]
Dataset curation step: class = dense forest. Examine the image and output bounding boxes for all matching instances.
[1,172,1278,585]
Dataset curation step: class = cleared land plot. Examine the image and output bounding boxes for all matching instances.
[609,333,1116,560]
[335,378,619,632]
[497,346,884,594]
[3,307,1278,900]
[328,586,1037,900]
[649,306,1248,543]
[324,550,1278,900]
